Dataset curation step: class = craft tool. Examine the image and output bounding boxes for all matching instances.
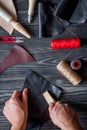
[43,91,56,104]
[70,59,82,70]
[56,60,82,86]
[51,38,80,49]
[28,0,37,23]
[0,0,17,34]
[0,6,31,38]
[0,36,24,43]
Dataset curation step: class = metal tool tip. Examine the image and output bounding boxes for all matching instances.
[28,15,32,23]
[16,40,24,43]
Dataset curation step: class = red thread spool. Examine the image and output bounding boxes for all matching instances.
[51,38,80,49]
[70,59,82,70]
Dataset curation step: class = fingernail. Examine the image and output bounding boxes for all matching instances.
[24,88,28,94]
[49,102,55,108]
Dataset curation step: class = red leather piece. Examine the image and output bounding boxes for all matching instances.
[0,45,35,73]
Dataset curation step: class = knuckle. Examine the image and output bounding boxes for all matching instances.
[56,102,63,108]
[3,106,5,113]
[56,101,62,105]
[64,103,69,107]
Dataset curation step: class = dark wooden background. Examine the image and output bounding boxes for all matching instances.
[0,0,87,130]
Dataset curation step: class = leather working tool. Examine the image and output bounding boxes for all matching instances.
[28,0,37,23]
[0,36,24,43]
[0,6,31,38]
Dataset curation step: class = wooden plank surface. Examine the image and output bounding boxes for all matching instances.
[0,0,87,130]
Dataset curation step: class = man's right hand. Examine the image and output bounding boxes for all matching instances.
[48,101,83,130]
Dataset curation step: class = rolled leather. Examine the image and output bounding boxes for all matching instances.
[23,70,61,130]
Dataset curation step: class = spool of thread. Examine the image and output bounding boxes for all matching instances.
[70,59,82,70]
[56,60,82,86]
[51,38,80,49]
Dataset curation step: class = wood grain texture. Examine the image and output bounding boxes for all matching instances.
[0,0,87,130]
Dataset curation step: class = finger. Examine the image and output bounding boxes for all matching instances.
[64,103,69,109]
[48,102,55,114]
[57,101,62,104]
[49,101,62,111]
[55,101,62,107]
[5,100,9,106]
[3,107,6,117]
[22,88,28,105]
[8,98,21,107]
[49,102,55,109]
[3,106,10,121]
[3,106,9,116]
[11,90,21,99]
[3,106,6,114]
[54,101,63,112]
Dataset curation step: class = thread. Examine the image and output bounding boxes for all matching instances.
[51,38,80,49]
[56,60,82,86]
[70,59,82,70]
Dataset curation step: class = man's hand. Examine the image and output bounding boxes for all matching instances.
[3,88,28,130]
[48,101,83,130]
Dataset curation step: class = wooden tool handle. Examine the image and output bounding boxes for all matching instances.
[0,6,12,22]
[10,20,31,38]
[0,6,31,38]
[28,0,37,23]
[28,0,36,16]
[43,91,55,104]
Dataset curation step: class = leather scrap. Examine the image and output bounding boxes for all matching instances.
[0,0,17,34]
[38,2,65,37]
[38,0,87,38]
[70,0,87,23]
[55,0,87,24]
[23,70,61,130]
[0,45,35,74]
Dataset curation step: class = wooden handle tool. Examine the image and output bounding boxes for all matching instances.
[0,6,31,38]
[28,0,37,23]
[43,91,56,104]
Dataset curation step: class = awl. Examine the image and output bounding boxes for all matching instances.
[28,0,37,23]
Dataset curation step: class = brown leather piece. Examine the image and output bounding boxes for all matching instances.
[0,0,17,34]
[0,45,35,73]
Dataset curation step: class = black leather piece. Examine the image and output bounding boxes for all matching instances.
[38,0,87,38]
[55,0,79,21]
[38,2,65,37]
[23,70,61,130]
[55,0,87,24]
[25,120,42,130]
[70,0,87,23]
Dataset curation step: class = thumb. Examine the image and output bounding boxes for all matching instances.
[22,88,28,105]
[48,102,55,111]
